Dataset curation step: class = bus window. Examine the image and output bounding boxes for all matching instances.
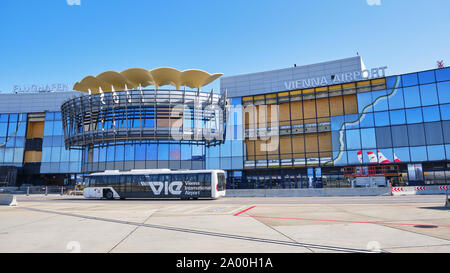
[107,175,119,185]
[172,174,185,181]
[186,174,198,182]
[161,175,171,182]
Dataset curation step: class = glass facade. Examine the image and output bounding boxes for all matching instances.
[0,113,27,167]
[41,112,82,174]
[1,66,450,188]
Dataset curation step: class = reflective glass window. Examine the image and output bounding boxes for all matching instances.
[158,144,169,160]
[420,83,439,106]
[437,81,450,104]
[44,121,54,136]
[408,124,426,146]
[4,148,13,162]
[374,111,390,127]
[169,144,180,160]
[51,146,61,162]
[0,123,7,137]
[390,110,406,125]
[418,70,436,85]
[135,144,146,161]
[106,146,115,162]
[181,144,191,160]
[375,127,392,148]
[424,122,444,145]
[391,125,409,147]
[402,73,418,87]
[357,92,374,113]
[388,88,404,110]
[372,90,388,112]
[115,145,124,161]
[387,76,402,89]
[403,86,421,108]
[360,128,376,149]
[427,145,446,161]
[358,113,374,128]
[423,106,440,122]
[394,147,410,162]
[406,108,423,124]
[146,144,157,160]
[440,104,450,120]
[346,129,361,150]
[125,145,134,161]
[410,146,428,162]
[443,121,450,143]
[436,67,450,82]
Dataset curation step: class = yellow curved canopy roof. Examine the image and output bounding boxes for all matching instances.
[73,67,223,93]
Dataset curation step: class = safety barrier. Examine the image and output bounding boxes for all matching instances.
[226,187,390,197]
[0,194,18,206]
[391,185,449,196]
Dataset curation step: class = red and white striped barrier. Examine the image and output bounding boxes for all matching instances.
[392,185,449,196]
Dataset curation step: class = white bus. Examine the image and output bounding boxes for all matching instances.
[83,169,226,200]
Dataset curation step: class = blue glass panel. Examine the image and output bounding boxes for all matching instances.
[372,90,388,111]
[378,148,393,163]
[6,137,15,148]
[446,144,450,160]
[51,146,61,162]
[181,144,191,160]
[386,76,402,89]
[44,121,54,136]
[402,73,418,87]
[437,81,450,104]
[4,148,13,162]
[374,111,390,127]
[42,147,51,162]
[13,148,24,163]
[0,123,7,137]
[125,145,134,161]
[357,92,374,113]
[394,147,410,162]
[144,118,154,127]
[388,88,404,110]
[436,67,450,82]
[231,140,243,156]
[169,144,180,160]
[61,148,70,162]
[0,115,8,122]
[427,145,445,161]
[420,83,439,106]
[106,146,115,162]
[54,112,62,121]
[406,108,423,124]
[45,112,54,121]
[53,121,63,136]
[15,137,25,147]
[403,86,421,108]
[8,114,18,123]
[423,106,440,122]
[331,116,345,131]
[360,128,376,149]
[346,129,361,150]
[0,148,4,163]
[419,70,436,85]
[146,144,157,160]
[158,144,169,160]
[97,147,106,162]
[390,110,406,125]
[135,144,146,161]
[440,104,450,120]
[115,145,124,161]
[410,146,428,162]
[16,121,26,136]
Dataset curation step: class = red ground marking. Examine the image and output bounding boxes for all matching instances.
[236,214,450,228]
[233,206,256,217]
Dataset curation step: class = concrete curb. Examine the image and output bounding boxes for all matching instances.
[0,194,18,206]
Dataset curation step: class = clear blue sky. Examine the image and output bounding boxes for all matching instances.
[0,0,449,93]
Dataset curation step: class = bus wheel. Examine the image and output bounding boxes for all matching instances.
[104,190,114,200]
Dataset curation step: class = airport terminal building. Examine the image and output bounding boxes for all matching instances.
[1,57,450,189]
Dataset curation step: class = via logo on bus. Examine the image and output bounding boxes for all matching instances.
[140,181,183,195]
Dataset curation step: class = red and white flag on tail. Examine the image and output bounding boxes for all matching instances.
[367,151,378,163]
[377,150,392,164]
[394,153,402,163]
[357,150,363,163]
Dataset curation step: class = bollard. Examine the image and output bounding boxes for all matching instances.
[45,186,47,196]
[61,186,64,196]
[27,187,29,196]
